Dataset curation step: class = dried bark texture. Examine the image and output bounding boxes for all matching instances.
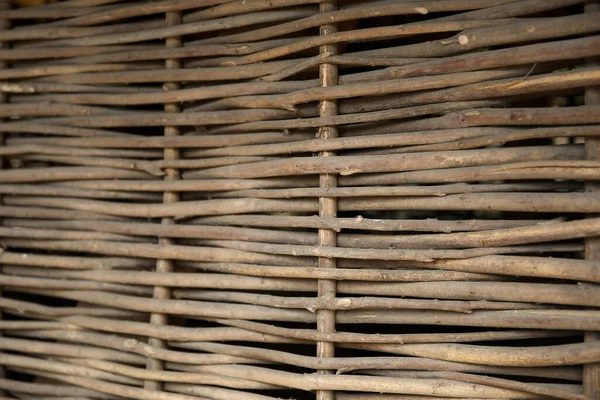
[0,1,599,399]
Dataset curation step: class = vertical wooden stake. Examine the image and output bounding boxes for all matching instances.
[144,10,182,391]
[317,1,339,400]
[0,2,9,393]
[584,1,600,399]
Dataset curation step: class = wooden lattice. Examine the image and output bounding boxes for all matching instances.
[0,0,599,399]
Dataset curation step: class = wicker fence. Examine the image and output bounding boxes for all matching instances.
[0,0,599,399]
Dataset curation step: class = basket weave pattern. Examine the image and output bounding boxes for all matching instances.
[0,0,600,399]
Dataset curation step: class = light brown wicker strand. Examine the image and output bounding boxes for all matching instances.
[584,2,600,399]
[317,1,339,399]
[145,9,183,391]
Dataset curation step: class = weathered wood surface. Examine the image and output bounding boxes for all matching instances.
[0,0,599,399]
